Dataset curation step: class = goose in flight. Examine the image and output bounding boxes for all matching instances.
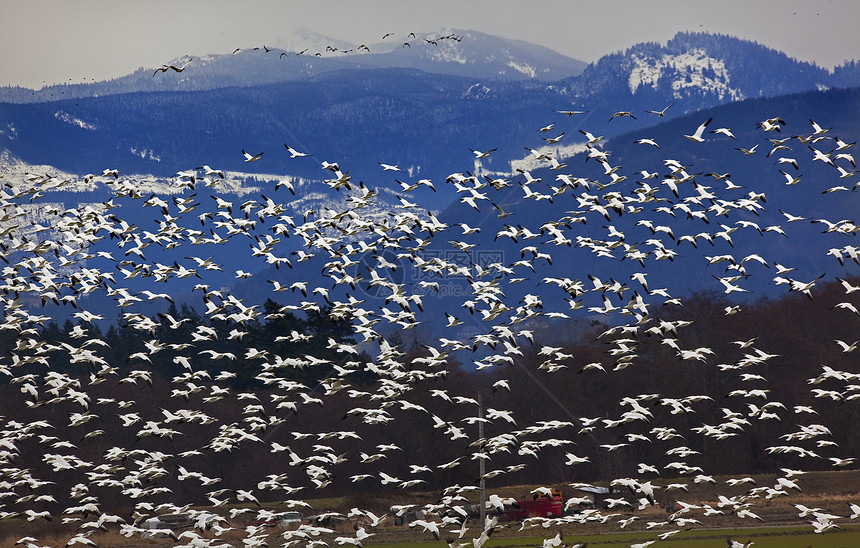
[714,275,749,294]
[757,117,786,132]
[711,127,737,140]
[153,58,192,76]
[196,165,224,178]
[396,179,419,192]
[645,103,673,117]
[635,138,660,148]
[409,519,441,540]
[809,119,831,136]
[776,157,799,170]
[736,144,758,155]
[809,145,836,167]
[833,339,858,353]
[579,130,604,145]
[284,144,311,158]
[241,150,263,162]
[834,152,856,168]
[684,118,712,142]
[469,148,497,159]
[608,111,636,122]
[275,179,295,194]
[779,170,802,185]
[554,109,587,116]
[525,147,552,160]
[834,137,856,151]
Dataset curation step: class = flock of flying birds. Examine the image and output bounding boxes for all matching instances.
[4,44,860,548]
[230,32,465,56]
[151,31,465,75]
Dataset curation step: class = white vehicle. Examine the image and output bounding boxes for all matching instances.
[251,511,303,527]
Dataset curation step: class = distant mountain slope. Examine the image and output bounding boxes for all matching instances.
[5,30,857,108]
[0,69,566,190]
[358,29,589,81]
[0,28,587,104]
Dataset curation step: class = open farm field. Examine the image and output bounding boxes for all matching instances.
[3,470,859,547]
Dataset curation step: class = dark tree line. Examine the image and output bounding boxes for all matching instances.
[0,280,858,514]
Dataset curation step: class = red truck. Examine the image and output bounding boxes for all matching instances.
[505,488,563,520]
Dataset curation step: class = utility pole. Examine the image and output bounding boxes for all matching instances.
[478,391,486,529]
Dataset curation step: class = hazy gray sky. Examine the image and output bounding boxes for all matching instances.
[2,0,858,89]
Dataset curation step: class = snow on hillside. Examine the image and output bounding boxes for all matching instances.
[0,149,431,255]
[507,143,589,175]
[427,42,469,65]
[628,48,742,101]
[507,60,537,78]
[0,123,17,140]
[0,150,96,192]
[0,148,260,196]
[54,111,96,131]
[463,83,494,99]
[128,147,161,162]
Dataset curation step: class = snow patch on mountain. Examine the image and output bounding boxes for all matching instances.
[54,111,97,131]
[507,60,536,78]
[427,42,469,65]
[507,143,588,174]
[0,123,16,141]
[463,83,493,99]
[629,56,663,93]
[629,49,742,101]
[129,147,161,162]
[195,54,219,67]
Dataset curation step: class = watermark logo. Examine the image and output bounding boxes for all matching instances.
[353,248,506,300]
[353,249,408,299]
